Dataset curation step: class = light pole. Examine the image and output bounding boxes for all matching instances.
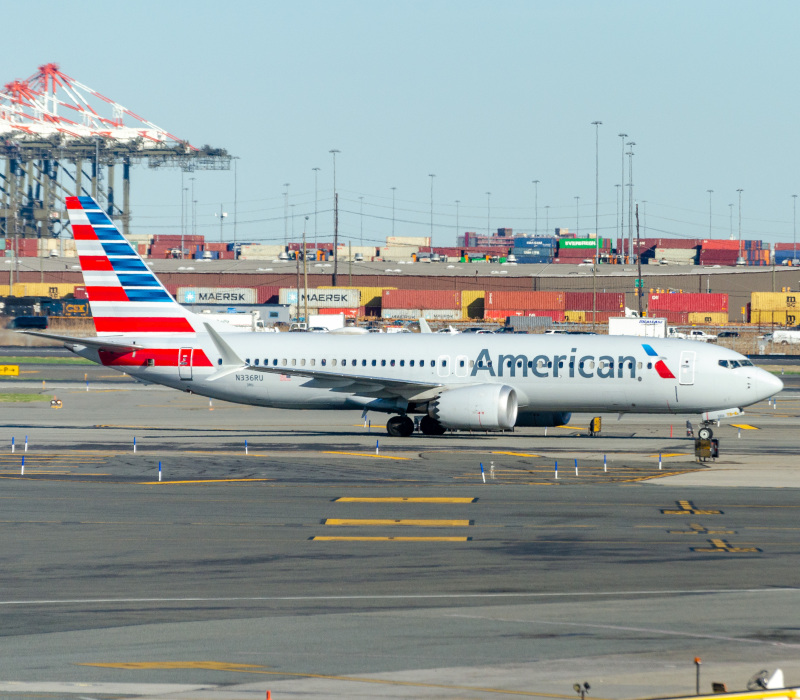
[486,192,491,237]
[626,141,635,259]
[532,179,540,236]
[591,120,602,331]
[618,133,627,257]
[312,167,320,248]
[707,189,714,238]
[359,195,364,246]
[793,194,798,262]
[574,196,580,235]
[545,205,550,234]
[329,149,340,285]
[615,184,621,242]
[282,182,290,245]
[429,173,436,247]
[391,187,397,236]
[215,205,227,243]
[729,203,734,239]
[455,199,460,242]
[737,188,744,262]
[189,176,196,240]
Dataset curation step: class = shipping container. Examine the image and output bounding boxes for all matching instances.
[318,286,392,308]
[280,288,361,307]
[73,286,88,300]
[318,307,363,318]
[461,289,485,320]
[654,247,699,262]
[750,310,799,326]
[61,300,91,317]
[648,292,728,313]
[381,289,461,310]
[484,308,565,323]
[178,287,257,304]
[564,291,625,311]
[751,292,800,311]
[687,312,729,325]
[655,311,690,324]
[485,291,565,310]
[558,238,609,250]
[564,310,585,323]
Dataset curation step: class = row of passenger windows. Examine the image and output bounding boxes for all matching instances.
[237,357,649,371]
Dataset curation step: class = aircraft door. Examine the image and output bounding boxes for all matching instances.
[678,350,695,385]
[178,347,193,380]
[437,354,451,378]
[454,354,469,378]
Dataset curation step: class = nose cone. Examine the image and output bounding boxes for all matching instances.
[756,369,784,401]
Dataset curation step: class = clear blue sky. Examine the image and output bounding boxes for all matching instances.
[6,1,800,247]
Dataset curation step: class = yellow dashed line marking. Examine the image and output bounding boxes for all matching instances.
[324,518,471,527]
[492,451,541,457]
[323,451,410,460]
[334,497,477,503]
[662,499,723,515]
[648,453,687,458]
[731,424,759,430]
[692,538,761,553]
[312,536,471,542]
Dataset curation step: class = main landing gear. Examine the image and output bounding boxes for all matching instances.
[385,415,446,437]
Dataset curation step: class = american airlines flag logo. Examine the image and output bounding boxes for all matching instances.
[642,343,676,379]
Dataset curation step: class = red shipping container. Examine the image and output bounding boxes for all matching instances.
[73,286,88,300]
[256,286,280,304]
[485,291,565,310]
[652,311,690,324]
[648,293,728,313]
[382,289,461,310]
[484,308,565,322]
[700,240,741,250]
[318,307,363,318]
[564,292,625,311]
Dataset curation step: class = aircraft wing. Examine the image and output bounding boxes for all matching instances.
[251,364,444,397]
[20,331,140,353]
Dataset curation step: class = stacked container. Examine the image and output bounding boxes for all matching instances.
[381,289,461,320]
[563,291,625,323]
[555,237,610,263]
[648,292,729,323]
[484,291,565,322]
[512,236,557,264]
[750,292,800,325]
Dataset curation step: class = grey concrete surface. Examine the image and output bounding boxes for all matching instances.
[0,370,797,699]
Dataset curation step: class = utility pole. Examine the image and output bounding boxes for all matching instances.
[329,149,340,285]
[636,203,643,317]
[303,217,309,324]
[618,133,627,258]
[486,192,491,237]
[532,179,540,236]
[391,187,397,236]
[707,189,714,238]
[283,183,290,245]
[429,174,435,248]
[312,167,320,249]
[214,204,227,243]
[591,120,602,329]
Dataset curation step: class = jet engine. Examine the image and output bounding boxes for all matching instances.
[428,384,518,430]
[515,411,572,427]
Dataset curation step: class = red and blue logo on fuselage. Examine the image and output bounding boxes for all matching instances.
[642,343,675,379]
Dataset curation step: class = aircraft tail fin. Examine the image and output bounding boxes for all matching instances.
[67,196,197,338]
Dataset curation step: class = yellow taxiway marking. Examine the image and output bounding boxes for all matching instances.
[668,523,736,535]
[334,497,477,503]
[323,451,410,461]
[352,424,387,428]
[492,451,541,457]
[556,425,584,430]
[312,536,471,542]
[662,499,723,515]
[731,423,759,430]
[324,518,471,527]
[648,453,687,458]
[692,538,761,553]
[80,661,589,697]
[139,478,274,485]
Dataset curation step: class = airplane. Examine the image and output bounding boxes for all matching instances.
[28,195,783,440]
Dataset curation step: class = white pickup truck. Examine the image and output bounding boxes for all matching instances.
[667,327,718,342]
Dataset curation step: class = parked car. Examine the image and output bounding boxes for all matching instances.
[717,331,740,338]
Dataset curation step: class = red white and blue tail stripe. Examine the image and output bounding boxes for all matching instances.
[67,196,196,337]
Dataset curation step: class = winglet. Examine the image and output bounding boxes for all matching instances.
[418,318,432,334]
[202,323,247,381]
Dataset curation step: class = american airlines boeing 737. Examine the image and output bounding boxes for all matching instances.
[30,196,783,439]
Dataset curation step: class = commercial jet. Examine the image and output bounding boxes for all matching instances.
[29,196,783,439]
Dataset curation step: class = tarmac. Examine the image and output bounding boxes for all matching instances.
[0,357,798,699]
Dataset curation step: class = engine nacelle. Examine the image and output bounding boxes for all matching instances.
[515,411,572,428]
[429,384,518,431]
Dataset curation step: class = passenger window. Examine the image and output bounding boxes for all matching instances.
[469,360,474,368]
[381,360,386,367]
[372,359,377,367]
[390,360,396,367]
[245,358,250,364]
[332,359,337,367]
[517,360,523,368]
[301,359,306,366]
[352,359,357,366]
[272,359,278,366]
[254,359,259,366]
[410,360,415,367]
[441,359,447,367]
[637,361,642,369]
[281,359,287,366]
[400,360,405,367]
[460,360,465,368]
[362,359,367,366]
[322,359,327,366]
[647,362,653,369]
[310,359,315,366]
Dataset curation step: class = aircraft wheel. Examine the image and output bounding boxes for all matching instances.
[420,415,447,436]
[698,426,713,440]
[387,415,414,437]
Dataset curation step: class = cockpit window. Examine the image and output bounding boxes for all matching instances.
[740,359,753,366]
[719,359,750,369]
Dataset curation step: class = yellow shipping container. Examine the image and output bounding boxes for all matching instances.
[461,290,485,320]
[564,310,586,323]
[751,310,799,326]
[318,286,395,307]
[0,285,9,296]
[688,312,729,325]
[751,292,800,311]
[11,283,77,298]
